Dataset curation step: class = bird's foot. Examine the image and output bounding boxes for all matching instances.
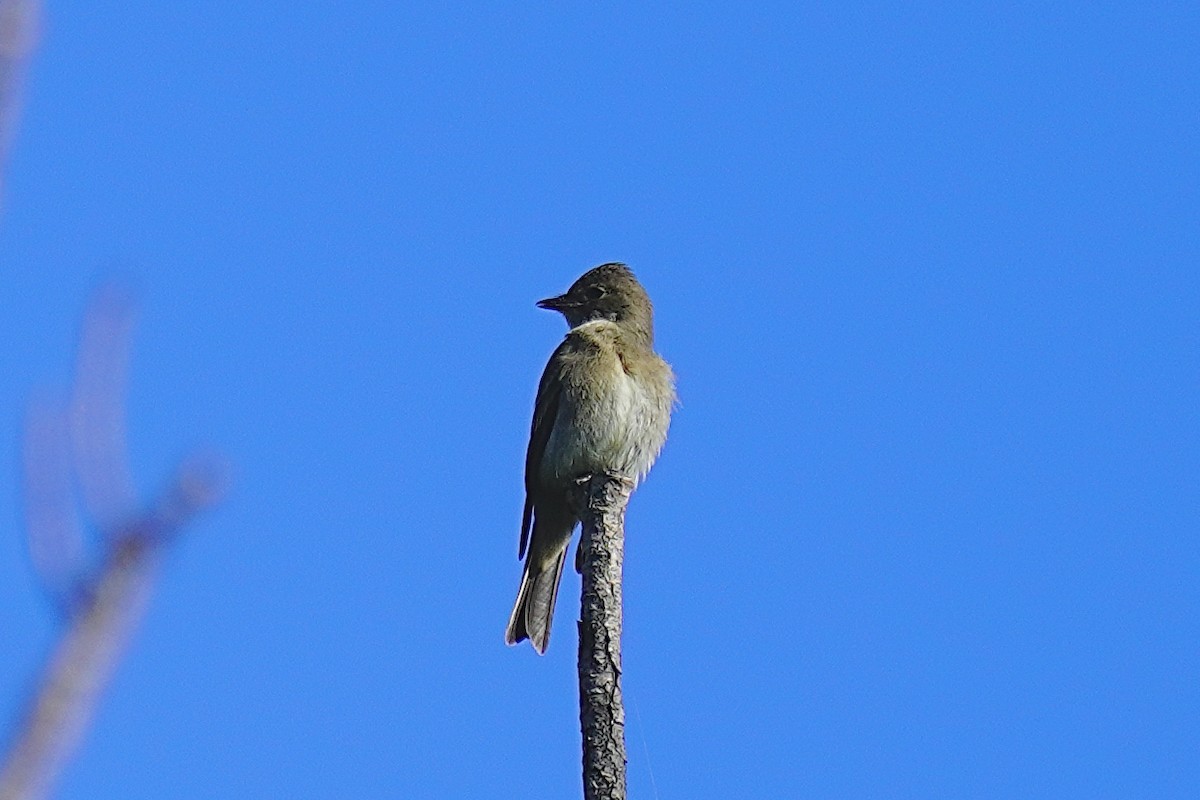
[602,470,635,489]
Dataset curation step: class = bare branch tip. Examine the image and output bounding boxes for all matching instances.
[175,456,230,511]
[0,0,41,59]
[147,456,229,536]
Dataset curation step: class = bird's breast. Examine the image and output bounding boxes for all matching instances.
[541,345,670,486]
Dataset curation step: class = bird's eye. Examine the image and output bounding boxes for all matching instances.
[587,285,608,301]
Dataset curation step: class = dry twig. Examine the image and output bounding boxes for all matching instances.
[0,291,224,800]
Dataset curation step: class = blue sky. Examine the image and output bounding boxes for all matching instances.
[0,3,1196,798]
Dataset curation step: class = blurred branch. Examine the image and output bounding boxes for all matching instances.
[22,395,83,610]
[0,0,40,196]
[576,473,632,800]
[69,287,139,538]
[0,291,224,800]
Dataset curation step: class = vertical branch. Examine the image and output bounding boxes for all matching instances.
[577,472,632,800]
[0,291,224,800]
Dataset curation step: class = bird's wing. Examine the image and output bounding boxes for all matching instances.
[520,338,569,559]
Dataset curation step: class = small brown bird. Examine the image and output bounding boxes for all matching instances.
[506,263,675,654]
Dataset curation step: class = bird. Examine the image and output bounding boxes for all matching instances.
[506,263,675,654]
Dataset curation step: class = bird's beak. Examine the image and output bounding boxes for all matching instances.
[536,293,574,311]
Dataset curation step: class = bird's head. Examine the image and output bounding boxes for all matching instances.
[537,263,654,339]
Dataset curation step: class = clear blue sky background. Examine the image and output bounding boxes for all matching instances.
[0,3,1196,798]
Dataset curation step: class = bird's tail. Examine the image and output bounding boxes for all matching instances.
[505,546,568,655]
